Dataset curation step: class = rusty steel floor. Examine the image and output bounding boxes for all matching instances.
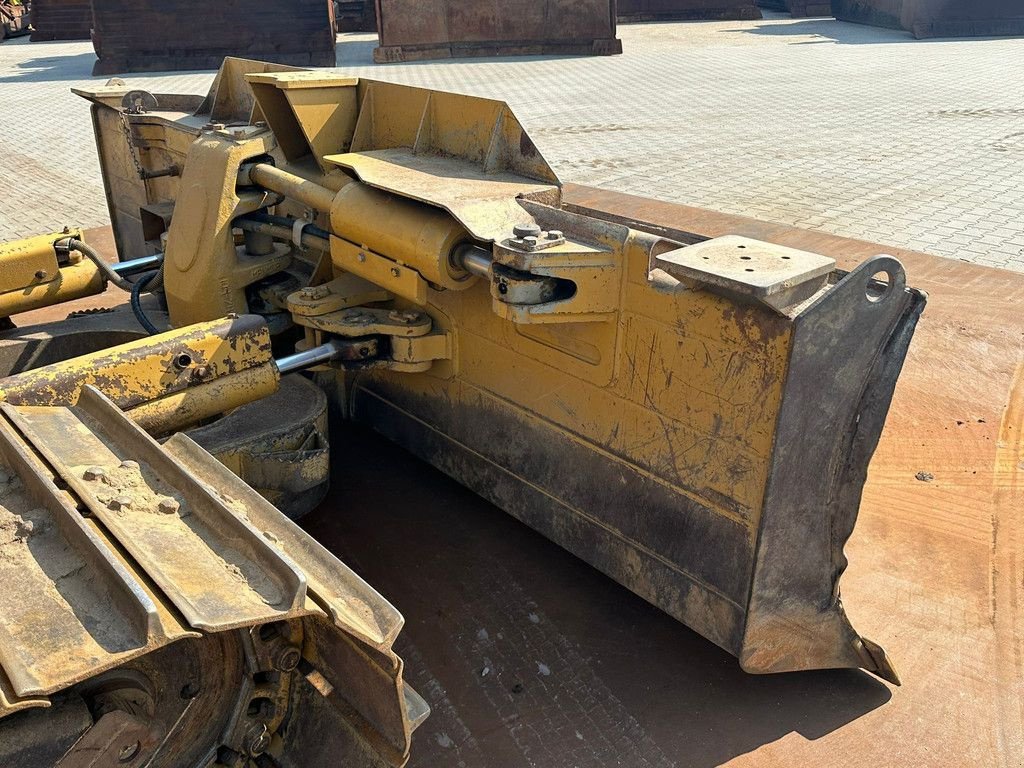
[23,191,1023,767]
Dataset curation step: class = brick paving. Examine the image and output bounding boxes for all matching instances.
[1,13,1023,270]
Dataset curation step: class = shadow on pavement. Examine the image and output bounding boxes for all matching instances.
[726,17,1015,44]
[302,422,892,768]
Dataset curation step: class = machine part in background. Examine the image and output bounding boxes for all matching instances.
[335,0,376,32]
[755,0,831,17]
[90,0,337,74]
[0,230,102,320]
[0,385,426,766]
[0,229,165,327]
[832,0,1024,37]
[0,0,30,40]
[28,0,92,41]
[187,374,332,520]
[74,58,303,264]
[373,0,622,62]
[618,0,762,22]
[0,310,333,520]
[71,61,924,684]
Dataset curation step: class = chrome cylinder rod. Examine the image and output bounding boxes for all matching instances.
[111,253,164,276]
[275,340,350,375]
[451,243,493,278]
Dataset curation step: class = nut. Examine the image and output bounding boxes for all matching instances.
[109,496,133,511]
[300,285,330,301]
[157,497,180,515]
[120,460,140,471]
[83,466,106,481]
[513,223,541,239]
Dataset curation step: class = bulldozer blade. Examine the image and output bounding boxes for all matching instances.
[349,253,923,685]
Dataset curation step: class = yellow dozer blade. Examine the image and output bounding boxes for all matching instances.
[64,59,923,686]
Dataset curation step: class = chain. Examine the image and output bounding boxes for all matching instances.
[119,111,147,181]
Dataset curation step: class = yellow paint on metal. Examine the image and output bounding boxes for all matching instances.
[330,238,430,305]
[361,225,792,536]
[0,317,276,436]
[0,260,104,319]
[128,364,278,434]
[0,231,65,292]
[0,230,104,319]
[329,181,471,291]
[163,133,289,325]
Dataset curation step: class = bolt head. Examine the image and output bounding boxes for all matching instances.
[118,741,141,762]
[83,466,106,481]
[120,460,140,471]
[34,269,48,280]
[513,223,541,239]
[523,236,539,246]
[390,267,401,277]
[275,645,302,672]
[547,230,563,240]
[301,285,330,301]
[109,496,133,511]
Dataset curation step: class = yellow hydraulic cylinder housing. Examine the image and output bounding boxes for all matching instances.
[0,230,104,319]
[76,61,926,685]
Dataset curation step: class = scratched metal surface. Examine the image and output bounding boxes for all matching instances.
[301,190,1022,767]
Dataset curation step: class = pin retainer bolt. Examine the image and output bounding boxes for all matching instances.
[513,223,541,239]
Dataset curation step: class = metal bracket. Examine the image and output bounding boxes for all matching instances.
[655,235,836,312]
[504,223,567,252]
[291,306,450,373]
[286,275,391,318]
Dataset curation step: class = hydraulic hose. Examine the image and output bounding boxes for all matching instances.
[130,269,162,335]
[66,238,133,292]
[66,238,165,292]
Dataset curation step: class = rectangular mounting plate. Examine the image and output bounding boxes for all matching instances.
[656,235,835,309]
